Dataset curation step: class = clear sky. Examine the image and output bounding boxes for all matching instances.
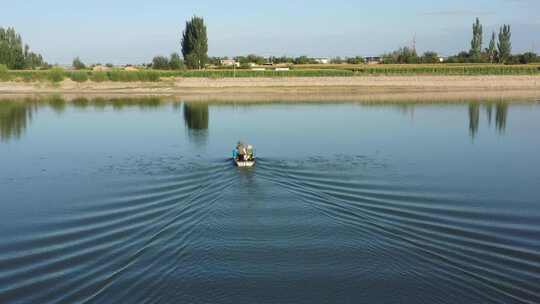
[2,0,539,64]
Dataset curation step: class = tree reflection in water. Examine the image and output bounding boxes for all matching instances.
[495,102,508,134]
[0,98,511,144]
[468,101,508,139]
[469,103,480,138]
[0,100,37,142]
[0,97,166,142]
[183,102,209,146]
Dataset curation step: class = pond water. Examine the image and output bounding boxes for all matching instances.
[1,97,539,304]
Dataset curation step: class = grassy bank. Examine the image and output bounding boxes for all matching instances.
[297,63,540,75]
[1,64,540,83]
[3,69,354,83]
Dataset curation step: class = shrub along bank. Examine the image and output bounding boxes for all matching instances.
[1,64,539,83]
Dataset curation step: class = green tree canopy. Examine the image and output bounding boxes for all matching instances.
[330,57,344,64]
[72,57,86,70]
[382,47,418,64]
[269,56,294,64]
[181,16,208,69]
[294,56,316,64]
[346,56,364,64]
[421,51,440,63]
[235,54,266,66]
[515,52,538,64]
[498,25,512,63]
[152,56,170,70]
[470,18,483,60]
[169,52,184,70]
[0,27,45,69]
[486,32,497,63]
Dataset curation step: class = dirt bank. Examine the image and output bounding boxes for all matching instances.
[0,76,539,102]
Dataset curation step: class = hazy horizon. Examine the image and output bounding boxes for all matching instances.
[2,0,539,64]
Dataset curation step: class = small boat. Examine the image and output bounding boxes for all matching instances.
[233,142,255,167]
[235,159,256,167]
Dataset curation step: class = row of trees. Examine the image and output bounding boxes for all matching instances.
[152,17,367,69]
[448,19,539,64]
[6,16,539,72]
[381,48,440,64]
[72,57,118,70]
[207,55,366,66]
[151,53,184,70]
[72,16,540,70]
[469,18,512,63]
[175,17,535,68]
[0,27,46,69]
[380,18,539,65]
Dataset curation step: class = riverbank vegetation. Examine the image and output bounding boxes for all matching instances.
[0,63,539,83]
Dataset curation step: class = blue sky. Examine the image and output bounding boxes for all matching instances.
[1,0,539,64]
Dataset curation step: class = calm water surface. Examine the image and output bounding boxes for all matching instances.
[1,97,539,304]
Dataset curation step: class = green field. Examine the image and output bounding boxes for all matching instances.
[1,64,540,83]
[297,63,540,75]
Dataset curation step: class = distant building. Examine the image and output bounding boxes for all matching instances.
[220,59,240,67]
[364,56,382,64]
[314,58,330,64]
[92,65,111,72]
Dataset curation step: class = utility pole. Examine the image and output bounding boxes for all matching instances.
[412,33,417,52]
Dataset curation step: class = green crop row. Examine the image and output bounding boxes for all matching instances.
[6,69,162,82]
[339,64,540,75]
[1,65,539,83]
[4,68,353,82]
[157,69,354,78]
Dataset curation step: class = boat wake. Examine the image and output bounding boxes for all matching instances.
[0,156,539,303]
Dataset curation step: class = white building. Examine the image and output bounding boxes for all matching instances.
[364,56,382,64]
[314,58,330,64]
[220,59,240,67]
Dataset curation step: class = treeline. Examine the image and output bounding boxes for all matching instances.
[150,53,184,70]
[382,18,539,64]
[4,16,540,76]
[149,16,366,69]
[207,55,366,67]
[381,48,439,64]
[444,19,536,64]
[0,27,46,69]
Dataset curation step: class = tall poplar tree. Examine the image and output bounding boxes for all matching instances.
[487,32,497,63]
[0,27,45,69]
[470,18,483,61]
[498,25,512,63]
[181,16,208,70]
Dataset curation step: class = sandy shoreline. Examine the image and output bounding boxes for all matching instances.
[1,76,540,102]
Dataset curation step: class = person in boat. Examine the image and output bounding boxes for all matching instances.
[234,142,246,161]
[233,142,254,162]
[246,145,254,161]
